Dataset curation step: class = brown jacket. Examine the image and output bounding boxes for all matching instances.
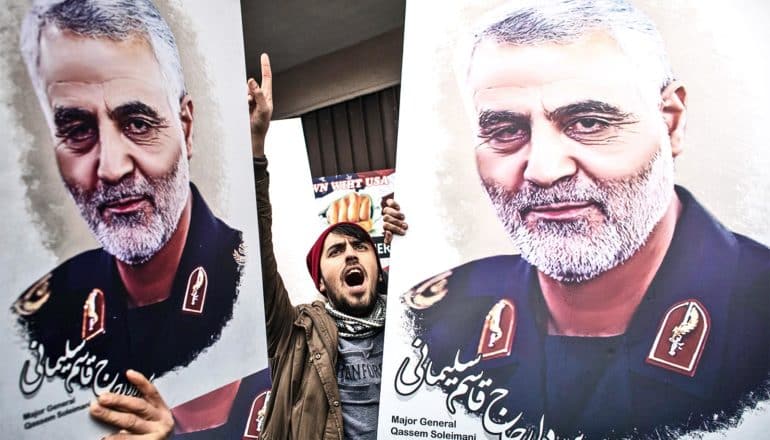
[254,157,345,440]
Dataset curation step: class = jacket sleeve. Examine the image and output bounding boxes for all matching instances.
[253,156,298,359]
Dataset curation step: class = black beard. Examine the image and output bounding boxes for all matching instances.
[322,276,377,318]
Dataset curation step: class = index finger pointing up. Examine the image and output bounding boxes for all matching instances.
[260,53,272,105]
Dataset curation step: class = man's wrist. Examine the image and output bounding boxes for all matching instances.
[251,131,266,157]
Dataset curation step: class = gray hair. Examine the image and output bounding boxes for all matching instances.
[471,0,674,94]
[20,0,186,121]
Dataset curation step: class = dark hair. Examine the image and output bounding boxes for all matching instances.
[329,223,373,244]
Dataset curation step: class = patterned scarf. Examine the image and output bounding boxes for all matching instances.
[325,295,387,339]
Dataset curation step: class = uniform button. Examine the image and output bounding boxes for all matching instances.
[314,353,321,360]
[332,400,340,407]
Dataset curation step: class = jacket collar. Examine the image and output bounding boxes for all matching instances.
[295,301,340,361]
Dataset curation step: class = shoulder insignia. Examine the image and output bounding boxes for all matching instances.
[402,270,453,310]
[182,266,208,314]
[13,273,52,316]
[646,299,710,377]
[243,389,271,439]
[477,299,516,360]
[82,289,106,341]
[233,242,247,267]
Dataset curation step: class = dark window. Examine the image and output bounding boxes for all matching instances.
[302,85,399,177]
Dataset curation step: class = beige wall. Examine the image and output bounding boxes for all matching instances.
[272,28,403,118]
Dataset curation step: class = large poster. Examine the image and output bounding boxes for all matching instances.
[379,1,770,439]
[0,0,268,437]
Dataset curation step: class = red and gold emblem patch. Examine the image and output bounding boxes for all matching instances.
[243,389,271,440]
[477,299,516,360]
[182,267,208,314]
[646,299,710,377]
[82,289,106,341]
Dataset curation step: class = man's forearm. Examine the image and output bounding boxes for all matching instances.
[254,156,296,359]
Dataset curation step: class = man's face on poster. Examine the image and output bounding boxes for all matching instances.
[468,31,683,283]
[38,26,193,265]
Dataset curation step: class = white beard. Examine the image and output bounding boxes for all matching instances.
[66,151,190,265]
[482,147,675,283]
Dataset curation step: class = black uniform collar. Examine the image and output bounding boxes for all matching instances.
[625,186,738,399]
[513,186,739,400]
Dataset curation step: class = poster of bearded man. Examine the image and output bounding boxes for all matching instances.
[0,0,268,437]
[378,1,770,439]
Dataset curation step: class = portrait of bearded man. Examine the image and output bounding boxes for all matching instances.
[385,1,770,439]
[10,0,247,393]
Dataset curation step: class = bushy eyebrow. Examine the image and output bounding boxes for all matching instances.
[108,101,165,123]
[325,237,370,256]
[53,106,94,127]
[545,100,633,121]
[326,242,346,256]
[53,102,167,128]
[477,109,528,129]
[477,100,635,129]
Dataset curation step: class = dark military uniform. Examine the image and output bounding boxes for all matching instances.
[12,184,245,392]
[173,368,272,439]
[407,186,770,439]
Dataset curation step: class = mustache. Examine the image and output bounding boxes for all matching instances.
[486,178,609,215]
[484,150,665,218]
[71,177,156,213]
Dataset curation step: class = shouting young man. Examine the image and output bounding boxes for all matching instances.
[249,54,404,440]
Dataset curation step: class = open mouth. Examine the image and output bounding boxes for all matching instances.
[343,267,365,287]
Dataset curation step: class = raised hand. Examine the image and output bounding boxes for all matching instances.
[247,53,273,157]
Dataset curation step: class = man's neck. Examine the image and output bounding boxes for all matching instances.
[539,192,682,337]
[116,193,193,307]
